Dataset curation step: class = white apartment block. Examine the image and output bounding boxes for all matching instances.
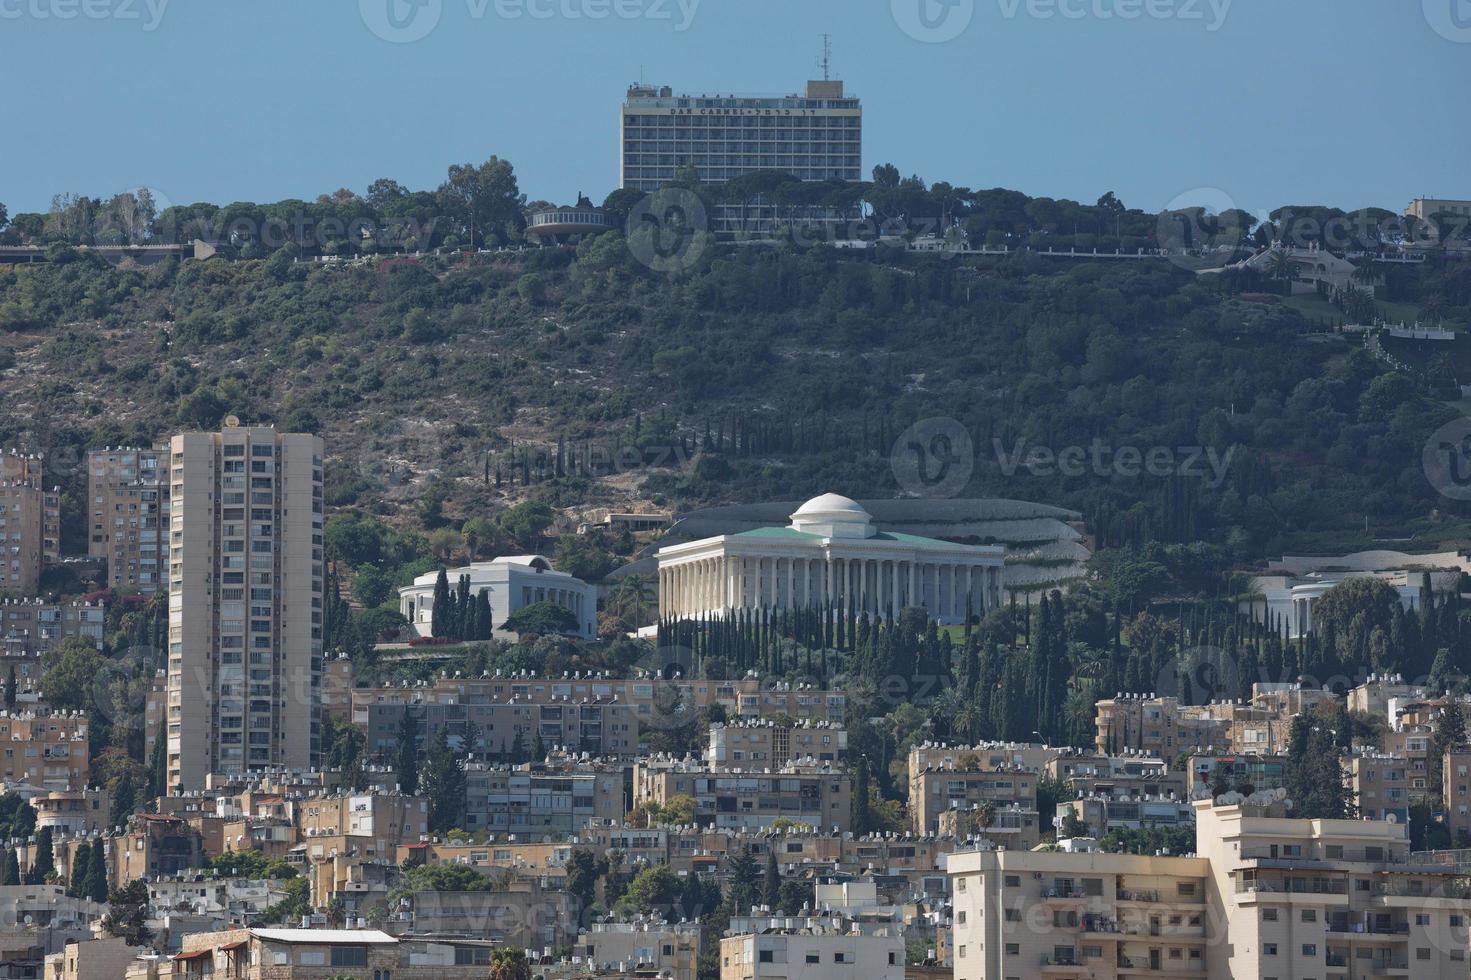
[167,426,324,791]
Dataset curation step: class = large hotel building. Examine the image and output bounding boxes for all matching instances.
[620,78,862,235]
[167,424,324,791]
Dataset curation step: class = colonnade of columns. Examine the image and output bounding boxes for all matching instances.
[658,553,1003,623]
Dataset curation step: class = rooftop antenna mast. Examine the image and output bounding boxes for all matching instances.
[820,34,832,81]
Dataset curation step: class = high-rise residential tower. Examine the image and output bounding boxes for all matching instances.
[166,423,324,791]
[88,446,170,594]
[0,450,60,594]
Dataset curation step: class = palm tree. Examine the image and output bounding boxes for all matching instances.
[1268,248,1294,281]
[608,574,656,627]
[975,799,998,838]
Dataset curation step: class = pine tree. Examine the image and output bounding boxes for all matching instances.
[763,850,781,907]
[421,728,466,833]
[3,666,15,709]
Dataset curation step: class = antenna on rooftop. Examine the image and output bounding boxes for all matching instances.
[820,35,832,81]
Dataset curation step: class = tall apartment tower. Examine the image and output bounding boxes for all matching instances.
[620,78,862,235]
[166,424,324,791]
[0,450,60,594]
[88,446,170,594]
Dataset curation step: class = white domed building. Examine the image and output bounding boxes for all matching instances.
[655,494,1004,624]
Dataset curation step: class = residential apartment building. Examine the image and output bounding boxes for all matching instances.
[0,598,105,659]
[351,673,766,756]
[1443,747,1471,842]
[950,795,1471,979]
[947,846,1212,979]
[0,450,59,595]
[708,720,847,765]
[1198,796,1471,978]
[167,426,324,791]
[87,447,170,594]
[172,928,499,980]
[1187,752,1289,797]
[1346,750,1411,822]
[572,919,701,980]
[1046,751,1186,801]
[1094,695,1229,757]
[357,692,638,759]
[1056,794,1195,838]
[634,757,852,833]
[735,683,847,724]
[721,883,904,980]
[462,760,626,836]
[907,746,1039,839]
[621,79,863,237]
[295,792,427,848]
[0,709,89,790]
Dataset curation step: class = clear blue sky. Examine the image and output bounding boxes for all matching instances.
[1,0,1467,218]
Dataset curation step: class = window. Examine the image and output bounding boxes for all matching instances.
[958,946,966,959]
[1263,909,1279,921]
[1417,914,1430,925]
[1004,909,1020,922]
[1264,944,1278,955]
[805,954,819,964]
[1301,944,1316,956]
[1417,948,1431,961]
[758,951,773,963]
[1301,910,1317,922]
[1005,875,1020,887]
[1005,944,1019,956]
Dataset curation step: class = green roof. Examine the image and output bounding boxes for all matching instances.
[729,526,964,547]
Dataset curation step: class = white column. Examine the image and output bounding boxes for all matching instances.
[785,558,794,611]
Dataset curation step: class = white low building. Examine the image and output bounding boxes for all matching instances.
[398,556,597,640]
[657,494,1004,625]
[1246,550,1466,637]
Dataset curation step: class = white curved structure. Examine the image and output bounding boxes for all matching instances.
[656,494,1004,624]
[398,556,597,639]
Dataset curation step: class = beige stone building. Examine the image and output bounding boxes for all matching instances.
[44,937,140,980]
[167,426,324,791]
[1094,695,1229,757]
[948,846,1210,979]
[1345,750,1411,822]
[948,796,1471,979]
[0,450,59,595]
[634,757,852,833]
[708,719,847,764]
[172,928,497,980]
[907,745,1040,840]
[0,708,90,790]
[572,919,702,980]
[87,446,169,594]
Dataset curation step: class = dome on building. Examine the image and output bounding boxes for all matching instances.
[790,493,875,539]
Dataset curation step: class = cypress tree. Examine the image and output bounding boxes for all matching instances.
[430,568,451,638]
[68,842,91,898]
[86,839,108,904]
[0,848,17,886]
[26,827,54,883]
[476,591,494,640]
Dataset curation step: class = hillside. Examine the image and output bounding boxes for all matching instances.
[3,235,1470,571]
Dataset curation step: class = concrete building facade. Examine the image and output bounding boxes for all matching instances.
[167,426,324,791]
[87,447,169,594]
